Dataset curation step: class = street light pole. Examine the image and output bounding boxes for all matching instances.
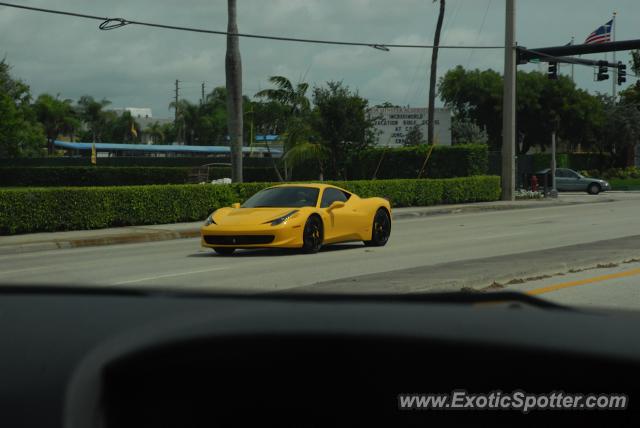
[501,0,516,200]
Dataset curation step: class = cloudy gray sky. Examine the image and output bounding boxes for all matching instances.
[1,0,638,118]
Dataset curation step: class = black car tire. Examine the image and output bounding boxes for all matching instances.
[301,216,323,254]
[587,183,601,195]
[364,208,391,247]
[214,247,235,256]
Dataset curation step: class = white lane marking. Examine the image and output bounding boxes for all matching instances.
[113,266,229,285]
[0,265,51,276]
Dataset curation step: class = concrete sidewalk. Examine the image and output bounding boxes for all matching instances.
[0,192,620,256]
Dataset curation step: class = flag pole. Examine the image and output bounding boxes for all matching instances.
[612,11,617,98]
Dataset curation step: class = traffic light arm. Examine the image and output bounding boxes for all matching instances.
[518,47,618,68]
[518,39,640,61]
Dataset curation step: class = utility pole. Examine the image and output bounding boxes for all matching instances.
[174,79,180,143]
[201,82,205,105]
[501,0,516,201]
[226,0,243,183]
[612,11,617,98]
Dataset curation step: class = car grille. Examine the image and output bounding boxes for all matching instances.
[203,235,275,245]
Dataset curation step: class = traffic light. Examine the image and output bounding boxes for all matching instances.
[547,62,558,80]
[597,61,609,81]
[618,62,627,85]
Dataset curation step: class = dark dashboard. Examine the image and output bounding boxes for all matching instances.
[1,288,639,427]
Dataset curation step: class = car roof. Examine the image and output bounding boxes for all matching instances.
[267,183,351,193]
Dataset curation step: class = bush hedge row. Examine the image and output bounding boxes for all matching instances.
[0,176,500,235]
[0,144,489,185]
[0,166,280,187]
[344,144,489,180]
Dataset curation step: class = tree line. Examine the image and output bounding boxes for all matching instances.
[3,54,640,173]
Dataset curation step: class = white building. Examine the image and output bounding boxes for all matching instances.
[368,107,451,147]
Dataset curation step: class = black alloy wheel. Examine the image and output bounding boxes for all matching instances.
[364,209,391,247]
[302,216,323,254]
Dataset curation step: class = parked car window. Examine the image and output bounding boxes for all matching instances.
[321,188,350,208]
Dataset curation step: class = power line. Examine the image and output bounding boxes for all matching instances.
[466,0,493,68]
[0,2,503,50]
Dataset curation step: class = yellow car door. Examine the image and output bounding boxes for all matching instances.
[320,188,366,243]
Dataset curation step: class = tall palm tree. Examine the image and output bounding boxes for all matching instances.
[255,75,311,180]
[145,121,165,144]
[226,0,243,182]
[428,0,446,145]
[77,95,111,142]
[33,94,79,154]
[255,76,311,115]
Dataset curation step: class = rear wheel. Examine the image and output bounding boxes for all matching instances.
[301,216,323,254]
[213,247,235,256]
[587,183,601,195]
[364,208,391,247]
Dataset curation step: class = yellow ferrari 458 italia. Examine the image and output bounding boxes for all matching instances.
[201,183,391,255]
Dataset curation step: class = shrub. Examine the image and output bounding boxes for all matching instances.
[0,166,279,186]
[0,176,500,235]
[347,144,489,180]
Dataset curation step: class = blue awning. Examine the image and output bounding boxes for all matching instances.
[54,140,282,155]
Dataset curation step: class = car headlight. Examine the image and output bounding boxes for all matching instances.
[265,210,299,226]
[204,214,216,226]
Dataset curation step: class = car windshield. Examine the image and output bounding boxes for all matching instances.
[242,187,319,208]
[0,0,639,315]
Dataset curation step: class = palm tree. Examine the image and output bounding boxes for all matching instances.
[255,76,311,115]
[77,95,111,142]
[255,75,312,180]
[169,99,201,145]
[33,94,79,154]
[226,0,243,182]
[428,0,446,145]
[146,121,165,144]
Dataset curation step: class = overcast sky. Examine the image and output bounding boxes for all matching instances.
[1,0,638,118]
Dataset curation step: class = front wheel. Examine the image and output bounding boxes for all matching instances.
[301,216,323,254]
[213,247,235,256]
[364,208,391,247]
[587,183,601,195]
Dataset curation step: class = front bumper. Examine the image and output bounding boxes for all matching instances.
[200,223,303,249]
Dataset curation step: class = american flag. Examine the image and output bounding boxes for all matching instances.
[584,20,613,44]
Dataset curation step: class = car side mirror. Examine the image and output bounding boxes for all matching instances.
[327,201,345,211]
[231,203,241,209]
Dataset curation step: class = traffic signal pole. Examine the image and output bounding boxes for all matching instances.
[501,0,516,201]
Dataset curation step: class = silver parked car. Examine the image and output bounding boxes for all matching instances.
[536,168,611,195]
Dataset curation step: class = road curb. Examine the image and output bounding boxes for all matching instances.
[391,198,616,220]
[0,229,200,256]
[0,197,617,256]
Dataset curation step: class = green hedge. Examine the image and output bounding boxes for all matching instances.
[0,166,280,186]
[0,176,500,235]
[346,144,488,180]
[531,153,569,171]
[1,144,488,183]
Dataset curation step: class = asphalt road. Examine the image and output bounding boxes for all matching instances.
[1,193,640,310]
